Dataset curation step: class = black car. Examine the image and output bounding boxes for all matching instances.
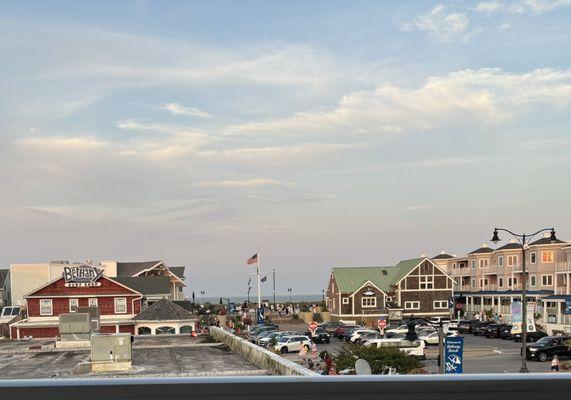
[500,325,513,339]
[305,327,331,344]
[485,323,511,338]
[513,330,547,343]
[319,322,344,336]
[338,326,358,341]
[472,321,492,336]
[457,320,478,334]
[526,336,571,361]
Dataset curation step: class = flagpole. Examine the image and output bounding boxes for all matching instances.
[257,252,262,309]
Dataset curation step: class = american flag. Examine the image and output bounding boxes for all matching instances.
[247,253,258,265]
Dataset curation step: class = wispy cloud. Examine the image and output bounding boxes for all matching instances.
[475,1,503,14]
[401,5,470,42]
[16,136,108,150]
[402,205,431,211]
[160,103,213,119]
[195,178,292,188]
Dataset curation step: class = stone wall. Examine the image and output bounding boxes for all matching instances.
[210,327,318,376]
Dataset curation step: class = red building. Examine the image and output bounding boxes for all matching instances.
[10,265,142,339]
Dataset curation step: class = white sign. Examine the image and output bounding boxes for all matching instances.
[63,265,103,287]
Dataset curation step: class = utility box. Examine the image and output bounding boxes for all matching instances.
[59,313,90,341]
[77,306,100,332]
[91,333,132,363]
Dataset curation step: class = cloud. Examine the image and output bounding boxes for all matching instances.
[16,136,108,150]
[521,0,571,13]
[160,103,213,119]
[403,205,431,211]
[475,1,503,14]
[195,178,292,188]
[401,5,470,42]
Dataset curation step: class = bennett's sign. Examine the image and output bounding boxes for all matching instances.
[63,265,103,287]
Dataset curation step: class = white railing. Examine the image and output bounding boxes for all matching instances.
[481,266,497,275]
[555,262,571,272]
[555,286,569,295]
[450,268,470,276]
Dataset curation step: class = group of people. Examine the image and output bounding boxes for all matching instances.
[298,344,337,375]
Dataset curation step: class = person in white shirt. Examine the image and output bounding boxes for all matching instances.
[551,355,560,372]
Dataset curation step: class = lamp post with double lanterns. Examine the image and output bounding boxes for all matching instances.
[490,227,558,373]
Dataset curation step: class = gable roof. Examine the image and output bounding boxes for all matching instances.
[113,276,171,296]
[169,266,185,280]
[432,253,454,260]
[468,246,494,254]
[0,269,8,288]
[23,274,142,298]
[529,237,566,246]
[331,258,425,293]
[134,298,197,321]
[496,242,523,251]
[116,261,162,277]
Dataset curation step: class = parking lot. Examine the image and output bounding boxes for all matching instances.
[274,326,562,374]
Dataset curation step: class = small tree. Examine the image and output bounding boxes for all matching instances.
[483,309,494,321]
[334,344,422,374]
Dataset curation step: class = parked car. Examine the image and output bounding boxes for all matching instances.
[349,329,378,343]
[257,331,298,347]
[513,330,547,343]
[354,331,381,345]
[385,324,410,336]
[305,327,331,344]
[525,336,571,361]
[428,317,451,325]
[500,325,513,340]
[471,321,492,336]
[457,320,478,334]
[248,325,278,342]
[319,322,345,335]
[418,330,458,345]
[364,337,426,358]
[333,325,353,338]
[273,335,312,354]
[448,319,460,330]
[338,326,359,341]
[484,323,511,338]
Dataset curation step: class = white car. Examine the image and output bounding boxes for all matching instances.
[385,324,409,336]
[448,319,460,330]
[273,335,312,354]
[419,330,458,345]
[364,337,426,358]
[349,329,378,343]
[428,317,451,325]
[258,331,298,346]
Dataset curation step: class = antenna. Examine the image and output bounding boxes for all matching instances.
[355,358,372,375]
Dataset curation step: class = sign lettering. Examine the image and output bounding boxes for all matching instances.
[63,265,103,287]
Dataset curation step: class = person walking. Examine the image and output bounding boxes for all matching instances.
[299,341,308,363]
[551,355,560,372]
[323,352,333,375]
[311,342,318,359]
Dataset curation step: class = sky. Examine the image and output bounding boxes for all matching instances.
[1,0,570,297]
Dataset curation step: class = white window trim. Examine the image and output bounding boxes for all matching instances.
[419,276,434,290]
[40,299,53,316]
[404,301,420,310]
[342,297,349,305]
[541,274,553,286]
[541,251,554,264]
[471,260,476,269]
[507,255,518,267]
[433,300,447,309]
[498,256,504,267]
[69,298,78,312]
[88,298,98,308]
[114,297,127,314]
[361,297,377,308]
[530,275,536,287]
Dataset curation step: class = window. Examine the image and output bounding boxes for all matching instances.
[342,297,349,304]
[40,299,53,316]
[507,255,518,266]
[498,277,503,288]
[88,298,98,308]
[530,275,536,287]
[433,300,447,309]
[452,263,456,269]
[479,259,488,268]
[420,276,433,289]
[479,278,483,288]
[513,277,518,285]
[404,301,420,310]
[498,256,504,267]
[361,297,376,307]
[114,298,127,314]
[508,277,512,287]
[471,260,476,269]
[530,252,536,264]
[471,278,476,287]
[541,275,553,286]
[69,298,78,312]
[541,251,554,263]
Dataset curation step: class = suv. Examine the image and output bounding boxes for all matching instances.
[319,321,344,335]
[484,323,510,338]
[513,330,547,343]
[457,320,477,334]
[338,326,358,341]
[526,336,571,361]
[500,325,513,340]
[306,327,330,344]
[274,335,311,354]
[472,321,492,336]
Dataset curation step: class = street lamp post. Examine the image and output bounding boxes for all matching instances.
[491,227,558,373]
[200,290,206,305]
[287,288,292,303]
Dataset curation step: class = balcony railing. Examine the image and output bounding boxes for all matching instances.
[556,262,571,273]
[555,286,569,295]
[450,268,470,276]
[481,266,497,275]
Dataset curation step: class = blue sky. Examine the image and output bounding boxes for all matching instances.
[1,1,570,296]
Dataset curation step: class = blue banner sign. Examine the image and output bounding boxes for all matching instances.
[256,307,265,324]
[565,299,571,315]
[444,336,464,374]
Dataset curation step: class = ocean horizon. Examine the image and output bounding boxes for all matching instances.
[193,294,323,304]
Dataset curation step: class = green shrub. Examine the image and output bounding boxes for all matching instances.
[334,344,422,374]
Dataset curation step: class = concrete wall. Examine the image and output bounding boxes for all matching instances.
[210,327,318,376]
